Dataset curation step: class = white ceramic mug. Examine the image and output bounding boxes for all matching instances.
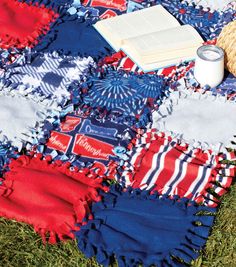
[194,45,225,88]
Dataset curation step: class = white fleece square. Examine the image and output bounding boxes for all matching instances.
[0,94,45,148]
[152,92,236,150]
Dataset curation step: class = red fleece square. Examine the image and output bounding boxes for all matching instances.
[0,0,58,49]
[0,154,108,243]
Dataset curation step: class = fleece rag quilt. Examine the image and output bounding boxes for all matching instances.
[0,0,235,266]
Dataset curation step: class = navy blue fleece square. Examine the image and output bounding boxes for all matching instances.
[34,17,114,58]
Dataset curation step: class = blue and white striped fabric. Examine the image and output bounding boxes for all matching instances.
[7,53,95,99]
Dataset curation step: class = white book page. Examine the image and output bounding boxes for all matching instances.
[94,5,180,51]
[122,43,196,72]
[139,57,195,73]
[122,25,203,60]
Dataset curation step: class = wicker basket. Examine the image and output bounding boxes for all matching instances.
[217,20,236,77]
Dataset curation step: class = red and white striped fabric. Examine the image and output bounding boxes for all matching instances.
[121,129,236,207]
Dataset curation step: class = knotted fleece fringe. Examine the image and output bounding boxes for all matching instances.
[0,141,18,176]
[75,185,216,267]
[119,129,236,207]
[0,153,108,243]
[0,0,58,49]
[179,68,236,101]
[155,0,236,40]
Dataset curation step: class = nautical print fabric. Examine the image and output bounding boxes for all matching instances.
[76,186,216,267]
[6,53,95,100]
[0,0,58,49]
[0,153,108,243]
[42,113,135,168]
[120,130,236,207]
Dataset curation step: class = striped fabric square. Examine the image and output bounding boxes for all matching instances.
[121,130,236,207]
[0,0,58,49]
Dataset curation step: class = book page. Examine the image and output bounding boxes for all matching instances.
[122,25,203,64]
[123,51,195,73]
[94,5,180,51]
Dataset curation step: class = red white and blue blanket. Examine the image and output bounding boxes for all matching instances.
[0,0,236,266]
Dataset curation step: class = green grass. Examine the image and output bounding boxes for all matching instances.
[0,185,235,267]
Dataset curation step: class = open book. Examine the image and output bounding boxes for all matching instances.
[94,5,204,72]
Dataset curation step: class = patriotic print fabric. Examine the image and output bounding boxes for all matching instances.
[77,69,168,126]
[42,112,135,169]
[78,0,155,19]
[120,130,236,207]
